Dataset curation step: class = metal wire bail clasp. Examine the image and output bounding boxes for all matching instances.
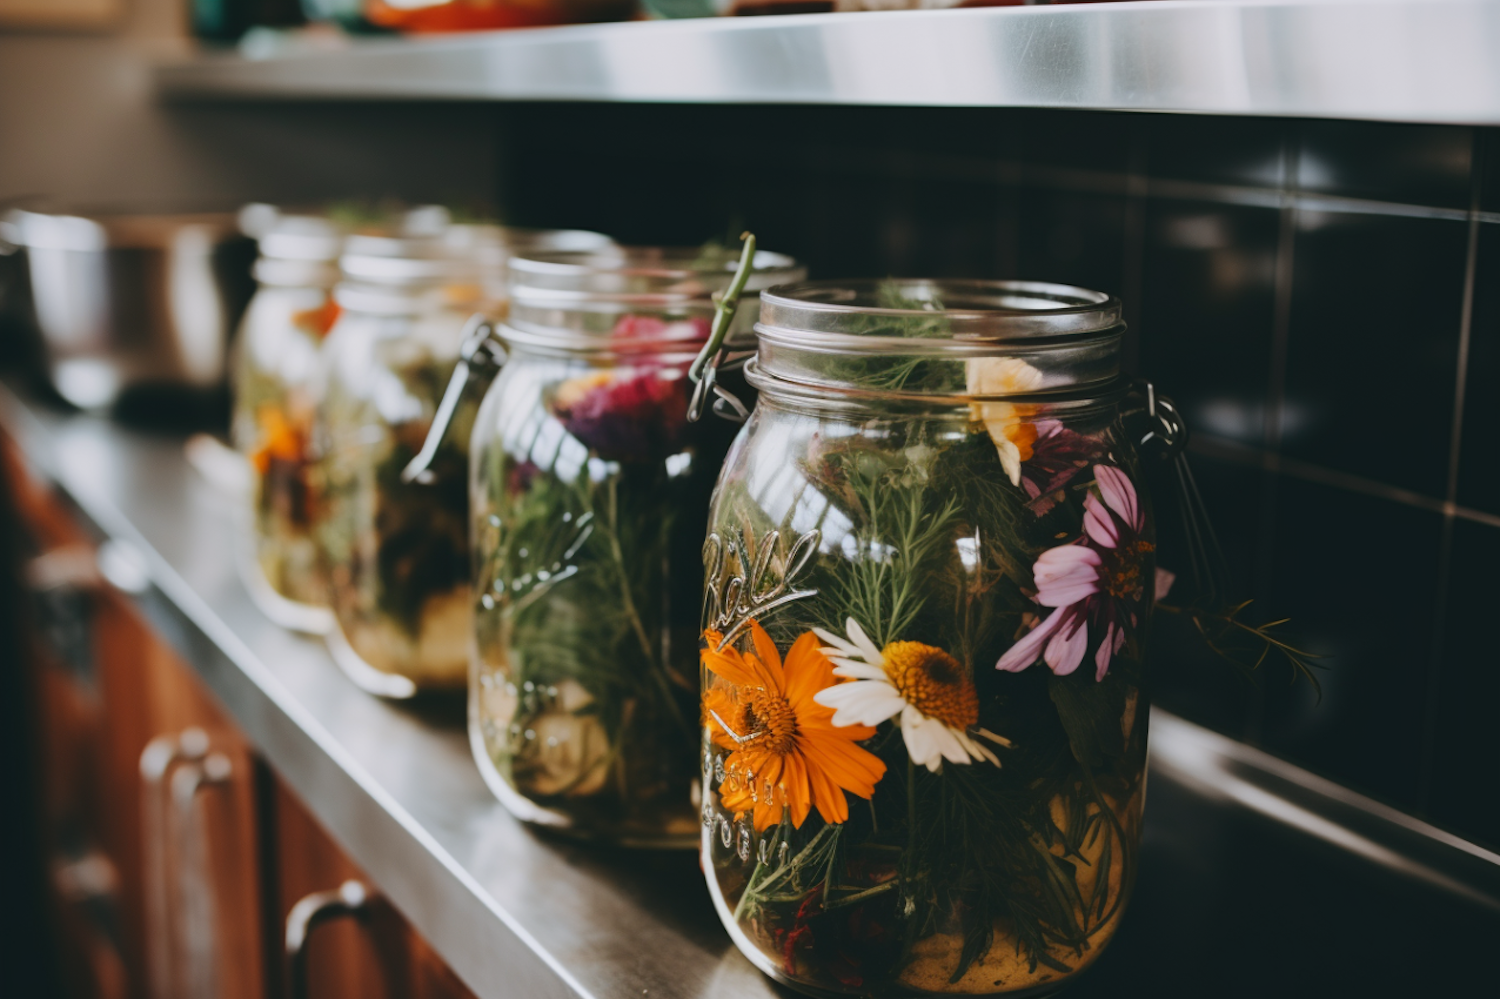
[402,313,507,484]
[1135,379,1189,459]
[687,232,757,424]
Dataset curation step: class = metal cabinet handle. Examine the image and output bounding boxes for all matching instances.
[171,752,233,999]
[140,729,208,999]
[285,880,373,999]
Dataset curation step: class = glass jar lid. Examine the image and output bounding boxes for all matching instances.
[750,279,1125,402]
[503,246,805,355]
[251,214,344,288]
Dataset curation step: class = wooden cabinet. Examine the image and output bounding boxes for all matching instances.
[4,434,476,999]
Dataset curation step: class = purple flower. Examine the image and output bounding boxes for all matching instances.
[996,465,1154,682]
[1020,419,1103,517]
[550,367,690,463]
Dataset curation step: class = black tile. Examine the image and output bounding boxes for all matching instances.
[1296,120,1473,209]
[1425,517,1500,851]
[1016,189,1127,300]
[1136,201,1279,447]
[1454,224,1500,516]
[1005,108,1139,176]
[1477,127,1500,215]
[1144,115,1286,190]
[1147,452,1268,741]
[1259,477,1443,811]
[1280,211,1467,497]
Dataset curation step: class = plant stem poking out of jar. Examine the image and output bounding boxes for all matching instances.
[700,278,1153,995]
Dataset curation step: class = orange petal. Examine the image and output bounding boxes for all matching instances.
[748,620,785,692]
[808,762,850,826]
[701,645,765,690]
[781,631,833,711]
[798,732,885,796]
[781,751,812,829]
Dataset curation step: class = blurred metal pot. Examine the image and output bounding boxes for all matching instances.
[0,209,256,410]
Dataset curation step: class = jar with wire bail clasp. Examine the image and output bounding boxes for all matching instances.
[232,211,344,634]
[698,280,1160,995]
[313,224,611,697]
[467,246,804,845]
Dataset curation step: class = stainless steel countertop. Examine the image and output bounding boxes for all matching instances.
[156,0,1500,125]
[5,384,1498,999]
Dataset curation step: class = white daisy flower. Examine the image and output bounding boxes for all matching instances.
[812,617,1012,773]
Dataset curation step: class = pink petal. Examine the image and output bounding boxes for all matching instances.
[1094,622,1117,681]
[1083,492,1120,548]
[1034,545,1102,607]
[1045,615,1089,676]
[1154,567,1176,601]
[1033,419,1064,441]
[1095,465,1141,531]
[996,607,1066,672]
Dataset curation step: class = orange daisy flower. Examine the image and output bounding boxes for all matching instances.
[702,621,886,832]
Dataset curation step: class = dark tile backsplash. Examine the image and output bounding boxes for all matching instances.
[498,105,1500,851]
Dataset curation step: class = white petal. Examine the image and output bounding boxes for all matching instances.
[974,727,1014,749]
[831,662,889,681]
[957,731,999,766]
[929,722,971,765]
[996,437,1022,487]
[901,705,943,770]
[815,681,906,726]
[813,627,859,659]
[845,618,885,665]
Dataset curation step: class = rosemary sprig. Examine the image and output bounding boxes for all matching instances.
[1157,598,1327,697]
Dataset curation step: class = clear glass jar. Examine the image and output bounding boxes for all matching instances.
[700,280,1151,995]
[313,227,492,697]
[232,214,344,634]
[469,247,805,845]
[315,225,611,697]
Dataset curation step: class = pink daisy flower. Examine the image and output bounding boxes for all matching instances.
[996,465,1154,682]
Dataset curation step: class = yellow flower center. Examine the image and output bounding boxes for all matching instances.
[1101,540,1155,601]
[881,642,979,730]
[734,687,799,757]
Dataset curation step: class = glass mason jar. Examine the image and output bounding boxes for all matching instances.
[700,280,1153,995]
[315,226,611,697]
[231,214,344,634]
[469,247,805,845]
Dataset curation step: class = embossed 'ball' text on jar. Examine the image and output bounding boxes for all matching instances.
[469,247,804,846]
[699,280,1155,996]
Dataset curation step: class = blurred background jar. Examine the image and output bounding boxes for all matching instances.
[468,246,803,845]
[314,222,610,698]
[363,0,636,32]
[231,207,345,634]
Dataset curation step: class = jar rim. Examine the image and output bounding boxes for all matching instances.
[746,357,1133,414]
[756,279,1123,348]
[508,246,804,308]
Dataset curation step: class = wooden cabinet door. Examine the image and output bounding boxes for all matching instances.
[5,434,265,999]
[268,780,479,999]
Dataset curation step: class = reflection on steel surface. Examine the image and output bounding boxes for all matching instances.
[157,0,1500,124]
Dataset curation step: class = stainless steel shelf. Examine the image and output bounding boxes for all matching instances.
[155,0,1500,124]
[4,384,1498,998]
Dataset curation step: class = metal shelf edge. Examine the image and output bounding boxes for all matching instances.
[154,0,1500,124]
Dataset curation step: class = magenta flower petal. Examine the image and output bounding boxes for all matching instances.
[1154,567,1176,601]
[996,608,1066,672]
[1095,465,1141,531]
[1083,492,1120,548]
[1033,545,1102,606]
[1045,614,1088,676]
[1094,621,1121,681]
